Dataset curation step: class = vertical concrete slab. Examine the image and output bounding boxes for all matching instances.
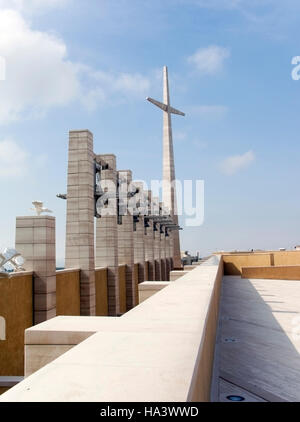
[159,202,167,281]
[65,130,96,316]
[133,182,145,284]
[169,233,174,271]
[16,216,56,324]
[152,197,162,281]
[144,191,155,281]
[117,170,136,310]
[165,233,171,281]
[95,154,119,316]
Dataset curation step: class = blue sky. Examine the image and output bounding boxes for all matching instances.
[1,0,300,264]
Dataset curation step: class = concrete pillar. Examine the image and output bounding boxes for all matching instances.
[144,191,155,281]
[117,170,136,311]
[152,197,161,281]
[16,216,56,324]
[160,230,167,281]
[165,232,171,281]
[133,182,145,284]
[95,154,119,316]
[159,202,167,281]
[169,232,174,271]
[65,129,95,316]
[154,225,162,280]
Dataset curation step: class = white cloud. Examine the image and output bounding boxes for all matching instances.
[0,9,151,123]
[0,9,80,123]
[0,139,29,177]
[0,138,48,178]
[187,45,230,75]
[0,0,70,14]
[220,150,255,175]
[82,69,151,111]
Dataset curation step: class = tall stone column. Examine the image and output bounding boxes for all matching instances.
[16,216,56,324]
[95,154,119,316]
[160,230,167,281]
[165,231,171,281]
[169,232,174,271]
[152,196,161,280]
[153,224,162,280]
[159,202,167,281]
[65,130,95,316]
[117,170,136,310]
[133,182,145,284]
[144,191,155,281]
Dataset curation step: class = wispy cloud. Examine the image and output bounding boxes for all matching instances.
[81,68,151,111]
[0,0,70,14]
[185,0,300,38]
[0,8,152,123]
[187,45,230,75]
[0,139,48,178]
[0,139,29,177]
[220,150,255,175]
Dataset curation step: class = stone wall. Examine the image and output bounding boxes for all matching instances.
[0,272,33,377]
[95,268,108,316]
[56,269,80,316]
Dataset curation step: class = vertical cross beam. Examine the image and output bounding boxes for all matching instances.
[147,66,184,270]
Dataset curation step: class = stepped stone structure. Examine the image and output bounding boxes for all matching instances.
[15,216,56,324]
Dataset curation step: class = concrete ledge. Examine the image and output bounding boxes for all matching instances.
[138,281,169,303]
[24,316,121,376]
[170,270,189,281]
[56,268,80,274]
[0,271,33,279]
[242,265,300,280]
[25,316,120,345]
[0,257,223,402]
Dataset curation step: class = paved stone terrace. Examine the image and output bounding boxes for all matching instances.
[213,276,300,402]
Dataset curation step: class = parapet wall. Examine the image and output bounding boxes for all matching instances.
[0,272,33,377]
[223,251,300,275]
[0,263,144,388]
[56,269,80,316]
[0,256,224,402]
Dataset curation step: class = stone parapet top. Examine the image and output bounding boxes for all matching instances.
[16,216,55,220]
[69,129,93,135]
[9,271,34,278]
[56,268,81,274]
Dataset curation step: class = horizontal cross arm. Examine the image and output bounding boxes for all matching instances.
[169,106,185,116]
[146,97,168,112]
